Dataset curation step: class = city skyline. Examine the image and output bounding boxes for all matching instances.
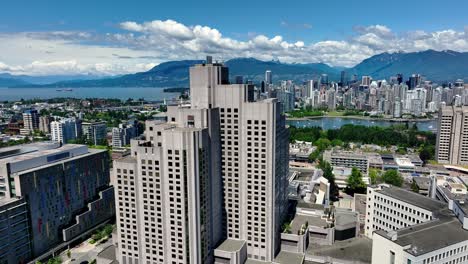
[2,2,468,264]
[1,53,468,263]
[1,0,468,76]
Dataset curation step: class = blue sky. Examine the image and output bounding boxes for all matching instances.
[0,0,467,75]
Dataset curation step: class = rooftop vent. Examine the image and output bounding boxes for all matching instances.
[388,231,398,241]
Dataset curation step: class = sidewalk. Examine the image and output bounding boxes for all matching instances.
[60,238,113,264]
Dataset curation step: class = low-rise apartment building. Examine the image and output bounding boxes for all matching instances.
[367,184,468,264]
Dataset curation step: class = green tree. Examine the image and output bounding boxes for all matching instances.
[343,142,350,150]
[315,138,331,151]
[103,224,114,237]
[308,150,321,163]
[346,167,367,194]
[98,138,109,147]
[331,139,343,147]
[318,159,339,201]
[396,147,407,155]
[159,104,167,112]
[419,144,435,163]
[47,257,62,264]
[381,169,403,187]
[368,168,380,185]
[289,126,322,143]
[411,180,420,193]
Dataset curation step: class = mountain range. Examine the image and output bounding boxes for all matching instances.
[348,50,468,81]
[0,73,104,87]
[4,50,468,88]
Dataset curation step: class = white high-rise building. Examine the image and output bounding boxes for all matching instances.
[306,80,314,98]
[362,76,371,86]
[427,101,437,112]
[415,87,427,112]
[393,98,402,118]
[326,89,336,110]
[82,121,107,145]
[114,107,221,264]
[191,60,289,262]
[364,185,441,238]
[22,109,39,132]
[112,122,137,148]
[432,87,443,111]
[39,115,51,133]
[404,90,415,112]
[367,185,468,264]
[436,105,468,165]
[50,118,80,143]
[114,58,289,263]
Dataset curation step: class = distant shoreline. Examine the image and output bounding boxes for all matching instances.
[3,86,176,89]
[286,115,437,122]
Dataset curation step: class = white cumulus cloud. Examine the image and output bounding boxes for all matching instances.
[1,19,468,76]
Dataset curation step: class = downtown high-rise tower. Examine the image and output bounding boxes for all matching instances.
[436,105,468,165]
[114,57,289,264]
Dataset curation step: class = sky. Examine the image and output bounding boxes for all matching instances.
[0,0,468,76]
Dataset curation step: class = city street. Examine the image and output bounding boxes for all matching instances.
[59,239,113,264]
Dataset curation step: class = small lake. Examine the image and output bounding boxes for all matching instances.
[287,117,437,132]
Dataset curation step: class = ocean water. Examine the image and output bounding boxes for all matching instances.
[0,87,179,101]
[0,87,438,132]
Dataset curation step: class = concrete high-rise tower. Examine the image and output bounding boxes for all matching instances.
[361,76,371,86]
[191,60,289,262]
[436,105,468,165]
[22,109,39,133]
[265,70,272,85]
[114,107,222,264]
[114,58,289,263]
[340,71,346,87]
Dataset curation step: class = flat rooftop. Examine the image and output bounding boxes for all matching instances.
[0,143,86,165]
[368,155,383,164]
[291,214,328,234]
[437,185,468,206]
[376,218,468,256]
[354,194,367,215]
[290,168,321,182]
[274,251,304,264]
[296,201,325,210]
[327,150,369,159]
[334,210,358,229]
[215,239,245,252]
[295,171,314,182]
[245,259,268,264]
[0,141,60,160]
[15,147,105,176]
[395,157,415,167]
[0,197,22,207]
[378,186,447,214]
[308,237,372,263]
[115,155,137,164]
[413,177,431,190]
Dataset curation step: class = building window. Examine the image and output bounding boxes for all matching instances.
[390,251,395,264]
